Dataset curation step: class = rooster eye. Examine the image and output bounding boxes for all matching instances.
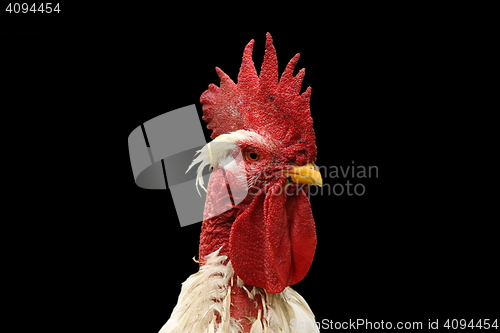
[245,151,260,161]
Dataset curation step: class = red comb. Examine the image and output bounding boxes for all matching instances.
[200,32,317,164]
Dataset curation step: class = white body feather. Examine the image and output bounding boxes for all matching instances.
[158,249,320,333]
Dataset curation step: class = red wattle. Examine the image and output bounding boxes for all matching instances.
[229,182,317,293]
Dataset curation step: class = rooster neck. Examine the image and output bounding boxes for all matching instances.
[198,198,250,261]
[198,215,232,261]
[198,195,256,260]
[229,278,266,332]
[200,248,267,331]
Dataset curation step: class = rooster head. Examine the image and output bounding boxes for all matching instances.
[192,33,321,294]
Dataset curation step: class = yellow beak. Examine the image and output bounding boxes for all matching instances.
[282,163,323,187]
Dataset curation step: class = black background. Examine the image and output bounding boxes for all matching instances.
[2,3,496,332]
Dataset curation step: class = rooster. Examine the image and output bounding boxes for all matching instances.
[159,33,322,333]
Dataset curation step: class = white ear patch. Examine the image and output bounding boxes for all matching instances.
[186,130,263,195]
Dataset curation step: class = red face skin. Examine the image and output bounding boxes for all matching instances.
[198,138,317,331]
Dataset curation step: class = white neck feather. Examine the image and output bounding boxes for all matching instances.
[158,249,320,333]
